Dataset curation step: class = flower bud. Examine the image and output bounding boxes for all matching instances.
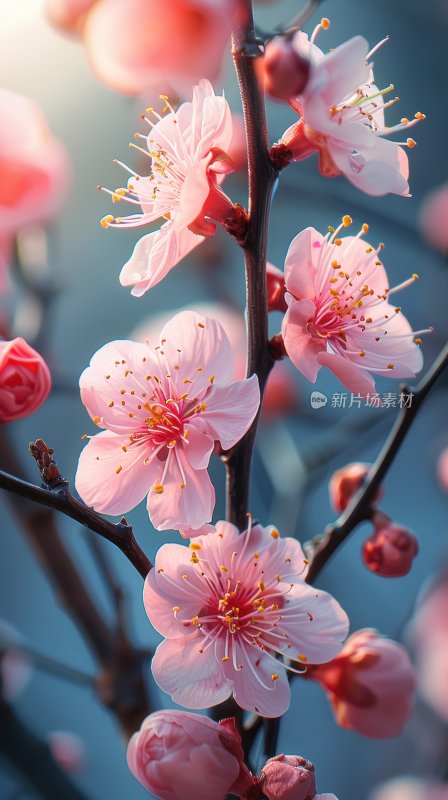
[308,629,416,738]
[329,462,382,514]
[47,732,86,775]
[260,755,316,800]
[263,37,310,101]
[437,447,448,493]
[363,515,418,578]
[0,338,51,421]
[419,182,448,255]
[127,711,255,800]
[267,262,287,312]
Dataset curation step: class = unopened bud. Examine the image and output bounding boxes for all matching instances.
[260,754,316,800]
[363,514,419,577]
[263,37,310,101]
[329,462,382,513]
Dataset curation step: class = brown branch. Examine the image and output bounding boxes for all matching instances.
[223,0,278,530]
[306,342,448,584]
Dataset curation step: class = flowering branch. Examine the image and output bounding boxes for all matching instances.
[0,439,152,579]
[223,0,278,530]
[306,342,448,584]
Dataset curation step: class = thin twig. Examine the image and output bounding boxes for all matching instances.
[306,342,448,584]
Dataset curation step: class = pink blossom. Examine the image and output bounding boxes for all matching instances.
[75,311,259,532]
[362,514,419,578]
[100,80,237,296]
[408,573,448,721]
[419,182,448,255]
[281,219,425,396]
[1,650,32,702]
[370,778,448,800]
[260,755,337,800]
[279,27,424,196]
[144,520,349,717]
[329,462,382,513]
[437,448,448,493]
[132,301,299,424]
[308,629,416,738]
[127,711,255,800]
[0,89,70,236]
[47,0,240,95]
[0,337,52,422]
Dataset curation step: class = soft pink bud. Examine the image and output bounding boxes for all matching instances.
[127,711,255,800]
[329,462,382,514]
[263,37,310,101]
[363,515,419,578]
[309,629,416,738]
[0,337,51,421]
[267,262,287,312]
[260,754,316,800]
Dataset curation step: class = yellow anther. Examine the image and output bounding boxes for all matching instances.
[342,214,352,227]
[197,322,205,328]
[101,215,114,229]
[220,565,229,573]
[387,363,395,369]
[415,338,422,345]
[271,529,279,539]
[271,673,279,682]
[154,484,164,494]
[93,415,100,424]
[190,543,202,550]
[115,465,123,474]
[407,138,417,148]
[192,616,200,626]
[401,117,410,125]
[362,223,369,233]
[297,653,307,662]
[334,238,342,246]
[209,375,215,384]
[172,606,180,613]
[81,434,88,440]
[412,273,419,280]
[222,656,230,662]
[415,112,426,120]
[321,17,330,29]
[180,482,186,489]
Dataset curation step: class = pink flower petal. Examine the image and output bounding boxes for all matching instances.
[282,298,323,383]
[151,634,231,708]
[147,449,215,531]
[317,351,377,396]
[284,227,323,300]
[199,374,260,450]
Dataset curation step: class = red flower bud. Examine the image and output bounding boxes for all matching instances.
[263,37,310,101]
[267,262,287,312]
[0,337,51,421]
[363,515,419,577]
[329,462,382,514]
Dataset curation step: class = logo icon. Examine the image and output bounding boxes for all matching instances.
[310,391,328,409]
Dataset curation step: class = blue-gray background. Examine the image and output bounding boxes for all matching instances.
[1,0,447,797]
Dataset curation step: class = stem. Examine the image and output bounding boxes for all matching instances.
[0,470,152,580]
[223,0,278,530]
[306,342,448,583]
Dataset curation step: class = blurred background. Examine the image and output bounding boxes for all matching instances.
[0,0,447,798]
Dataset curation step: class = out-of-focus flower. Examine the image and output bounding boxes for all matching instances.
[277,27,424,196]
[408,573,448,722]
[47,732,86,775]
[437,448,448,493]
[281,219,425,396]
[363,514,419,578]
[262,37,311,101]
[308,629,416,738]
[419,182,448,255]
[100,80,238,296]
[0,234,12,294]
[127,711,255,800]
[0,89,70,236]
[260,755,337,800]
[0,337,51,422]
[0,650,32,702]
[75,311,259,532]
[46,0,240,95]
[329,462,383,513]
[370,777,448,800]
[145,520,349,717]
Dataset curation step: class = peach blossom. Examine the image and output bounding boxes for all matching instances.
[308,629,416,738]
[75,311,259,533]
[127,711,255,800]
[145,520,349,717]
[279,29,424,196]
[100,80,236,296]
[262,37,310,102]
[0,337,51,422]
[281,220,425,396]
[0,89,70,236]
